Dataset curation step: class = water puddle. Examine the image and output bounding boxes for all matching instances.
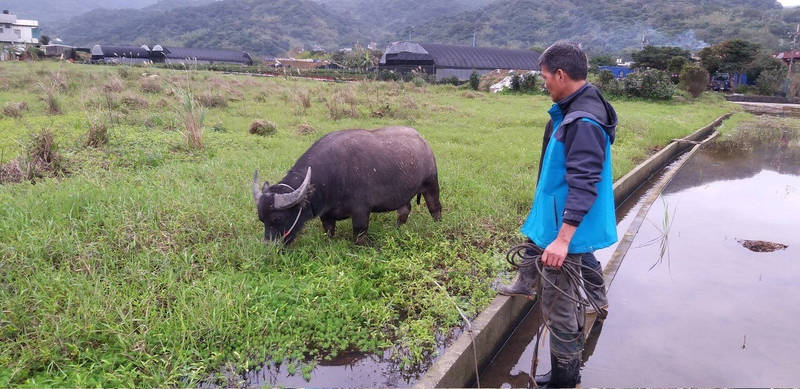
[480,119,800,387]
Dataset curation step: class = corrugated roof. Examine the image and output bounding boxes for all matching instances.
[92,45,150,58]
[155,46,252,64]
[420,43,540,70]
[380,41,540,70]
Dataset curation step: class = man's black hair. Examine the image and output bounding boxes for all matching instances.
[538,41,588,81]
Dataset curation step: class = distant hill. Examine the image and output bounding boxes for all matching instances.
[3,0,159,25]
[49,0,800,56]
[50,0,357,56]
[413,0,800,54]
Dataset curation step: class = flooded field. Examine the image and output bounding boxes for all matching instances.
[481,116,800,387]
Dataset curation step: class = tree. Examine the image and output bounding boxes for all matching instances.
[39,35,51,45]
[680,64,709,98]
[667,56,689,75]
[469,71,480,91]
[698,46,722,75]
[746,53,786,82]
[590,55,616,68]
[632,46,691,70]
[717,39,760,75]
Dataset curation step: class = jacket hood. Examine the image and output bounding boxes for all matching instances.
[557,83,618,144]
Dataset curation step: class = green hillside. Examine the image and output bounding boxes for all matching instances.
[50,0,357,57]
[48,0,800,56]
[413,0,800,53]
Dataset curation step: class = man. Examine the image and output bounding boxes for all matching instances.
[499,41,618,387]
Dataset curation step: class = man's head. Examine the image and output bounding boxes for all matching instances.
[538,41,588,102]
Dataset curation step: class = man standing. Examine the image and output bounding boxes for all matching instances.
[501,41,618,387]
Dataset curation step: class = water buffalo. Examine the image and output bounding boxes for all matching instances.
[253,126,441,244]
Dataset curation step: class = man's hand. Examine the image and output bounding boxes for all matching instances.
[542,223,577,268]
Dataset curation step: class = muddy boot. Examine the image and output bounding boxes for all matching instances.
[498,245,541,299]
[497,263,538,299]
[538,353,581,388]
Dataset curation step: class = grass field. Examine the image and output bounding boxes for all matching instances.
[0,61,733,386]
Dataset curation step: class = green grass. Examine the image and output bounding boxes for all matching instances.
[0,61,733,386]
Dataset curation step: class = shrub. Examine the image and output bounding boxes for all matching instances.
[378,71,400,82]
[249,120,277,136]
[174,88,205,149]
[21,128,66,180]
[411,76,427,87]
[44,92,62,115]
[103,77,125,93]
[734,84,755,95]
[439,76,461,86]
[679,64,709,98]
[469,71,480,91]
[598,70,615,86]
[296,123,315,135]
[120,93,149,110]
[756,69,785,96]
[139,77,163,94]
[3,102,28,118]
[624,69,675,100]
[510,74,521,91]
[86,114,109,148]
[196,93,228,108]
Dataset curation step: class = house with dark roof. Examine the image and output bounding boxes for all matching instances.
[379,41,541,81]
[151,45,253,65]
[91,45,152,64]
[90,44,253,66]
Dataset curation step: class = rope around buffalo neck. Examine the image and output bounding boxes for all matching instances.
[277,183,305,240]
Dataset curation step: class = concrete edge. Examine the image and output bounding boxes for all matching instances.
[413,113,733,389]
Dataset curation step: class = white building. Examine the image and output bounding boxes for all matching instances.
[0,10,40,45]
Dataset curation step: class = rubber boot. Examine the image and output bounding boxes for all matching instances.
[497,245,541,299]
[497,263,538,299]
[542,352,581,388]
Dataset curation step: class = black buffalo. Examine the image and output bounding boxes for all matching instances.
[253,126,441,244]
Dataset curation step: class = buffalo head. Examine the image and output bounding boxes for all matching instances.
[252,167,311,244]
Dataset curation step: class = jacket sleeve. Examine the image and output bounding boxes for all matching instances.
[561,119,607,226]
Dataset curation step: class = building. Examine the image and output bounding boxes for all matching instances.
[775,50,800,65]
[0,10,40,44]
[379,41,541,81]
[599,65,635,79]
[91,45,152,64]
[90,44,253,66]
[151,45,253,65]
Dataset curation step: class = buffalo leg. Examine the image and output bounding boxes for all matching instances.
[321,215,336,238]
[423,177,442,221]
[397,203,411,226]
[352,210,370,245]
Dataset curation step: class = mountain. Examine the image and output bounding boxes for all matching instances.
[50,0,358,57]
[315,0,494,40]
[413,0,800,54]
[3,0,159,25]
[49,0,800,57]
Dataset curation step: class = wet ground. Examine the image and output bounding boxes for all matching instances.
[480,120,800,387]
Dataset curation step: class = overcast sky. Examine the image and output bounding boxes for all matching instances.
[779,0,800,7]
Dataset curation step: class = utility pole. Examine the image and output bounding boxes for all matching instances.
[785,23,798,96]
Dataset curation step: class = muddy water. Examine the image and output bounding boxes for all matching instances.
[481,123,800,387]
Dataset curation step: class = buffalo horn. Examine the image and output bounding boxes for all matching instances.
[253,170,263,206]
[273,167,311,210]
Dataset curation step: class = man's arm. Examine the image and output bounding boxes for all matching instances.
[542,119,607,268]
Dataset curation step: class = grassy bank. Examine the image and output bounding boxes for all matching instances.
[0,61,733,386]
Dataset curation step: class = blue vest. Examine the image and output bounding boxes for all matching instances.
[520,104,617,253]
